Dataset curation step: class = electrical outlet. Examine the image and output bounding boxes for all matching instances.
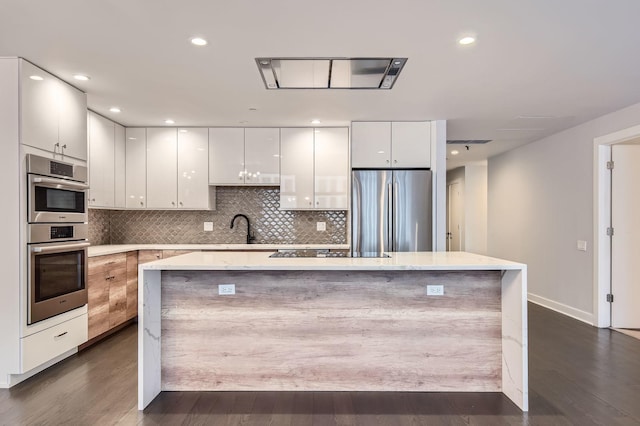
[218,284,235,295]
[577,240,587,251]
[426,285,444,296]
[204,222,213,231]
[317,222,326,231]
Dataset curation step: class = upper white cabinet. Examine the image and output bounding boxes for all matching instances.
[20,60,87,160]
[351,121,431,168]
[280,127,349,210]
[280,128,315,209]
[314,128,350,209]
[209,127,280,185]
[177,128,211,209]
[114,124,125,207]
[125,128,147,209]
[209,128,244,185]
[146,128,178,209]
[244,128,280,185]
[88,112,115,208]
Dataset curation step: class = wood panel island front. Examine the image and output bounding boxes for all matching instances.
[138,251,528,411]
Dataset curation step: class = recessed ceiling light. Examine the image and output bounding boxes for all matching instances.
[451,150,460,155]
[29,75,43,81]
[190,37,208,46]
[458,36,476,45]
[164,119,175,125]
[311,119,321,124]
[73,74,90,81]
[109,107,121,113]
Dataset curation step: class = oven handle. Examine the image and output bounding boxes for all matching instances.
[32,176,89,190]
[32,242,90,253]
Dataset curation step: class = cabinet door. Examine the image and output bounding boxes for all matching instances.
[245,128,280,185]
[114,124,126,208]
[351,122,391,168]
[209,128,245,185]
[178,128,210,209]
[125,128,147,208]
[391,121,431,168]
[88,112,115,208]
[108,254,128,328]
[138,250,163,264]
[125,251,138,321]
[57,81,88,160]
[87,256,111,340]
[314,128,349,209]
[280,128,314,209]
[19,60,59,153]
[146,128,178,209]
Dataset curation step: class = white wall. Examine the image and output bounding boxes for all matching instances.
[488,101,640,323]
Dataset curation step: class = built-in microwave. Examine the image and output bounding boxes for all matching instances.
[27,223,89,324]
[27,154,88,223]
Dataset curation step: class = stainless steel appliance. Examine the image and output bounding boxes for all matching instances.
[27,154,88,223]
[28,223,89,324]
[352,169,432,253]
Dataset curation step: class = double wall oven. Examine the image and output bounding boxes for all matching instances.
[26,154,89,324]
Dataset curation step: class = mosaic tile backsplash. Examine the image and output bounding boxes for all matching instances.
[88,187,348,245]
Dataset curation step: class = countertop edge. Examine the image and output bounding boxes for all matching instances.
[88,244,350,257]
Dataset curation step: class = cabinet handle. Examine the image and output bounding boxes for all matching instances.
[316,201,319,205]
[62,144,67,149]
[179,201,183,206]
[54,331,68,339]
[140,201,144,206]
[386,159,390,163]
[394,160,397,163]
[171,201,176,206]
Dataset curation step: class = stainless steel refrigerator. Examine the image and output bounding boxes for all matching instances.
[352,169,432,253]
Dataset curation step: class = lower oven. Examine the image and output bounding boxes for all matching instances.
[28,224,89,324]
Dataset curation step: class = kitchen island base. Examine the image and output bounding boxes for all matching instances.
[139,252,528,411]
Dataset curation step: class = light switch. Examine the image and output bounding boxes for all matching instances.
[577,240,587,251]
[204,222,213,231]
[316,222,326,231]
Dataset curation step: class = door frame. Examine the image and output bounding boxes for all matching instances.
[593,124,640,327]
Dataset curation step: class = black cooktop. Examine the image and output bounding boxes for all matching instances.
[269,249,390,258]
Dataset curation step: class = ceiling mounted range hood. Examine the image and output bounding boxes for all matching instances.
[255,57,407,90]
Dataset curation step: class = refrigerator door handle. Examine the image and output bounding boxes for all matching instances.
[388,182,393,251]
[393,179,400,252]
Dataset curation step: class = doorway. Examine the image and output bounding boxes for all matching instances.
[447,182,462,251]
[594,124,640,328]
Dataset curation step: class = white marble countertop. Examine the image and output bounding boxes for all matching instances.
[88,243,350,257]
[139,250,525,271]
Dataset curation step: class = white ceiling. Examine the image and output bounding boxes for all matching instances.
[2,0,640,169]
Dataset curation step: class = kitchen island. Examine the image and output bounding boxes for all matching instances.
[138,251,528,411]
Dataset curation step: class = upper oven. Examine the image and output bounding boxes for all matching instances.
[27,154,88,223]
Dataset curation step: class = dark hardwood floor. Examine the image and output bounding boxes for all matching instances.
[1,303,639,425]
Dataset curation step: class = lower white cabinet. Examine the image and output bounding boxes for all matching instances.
[21,313,88,372]
[280,127,349,210]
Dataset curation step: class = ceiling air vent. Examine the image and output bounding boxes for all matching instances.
[446,139,492,144]
[256,57,407,90]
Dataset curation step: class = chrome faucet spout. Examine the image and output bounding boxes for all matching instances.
[230,214,255,244]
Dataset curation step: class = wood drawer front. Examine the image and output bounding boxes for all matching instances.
[138,250,163,264]
[22,314,88,372]
[126,251,138,320]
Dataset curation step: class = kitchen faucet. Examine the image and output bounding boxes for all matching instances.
[230,214,256,244]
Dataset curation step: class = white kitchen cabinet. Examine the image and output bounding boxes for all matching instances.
[19,59,87,160]
[280,127,349,210]
[351,121,431,168]
[314,128,349,209]
[280,128,315,209]
[209,127,280,185]
[125,128,147,208]
[114,124,126,207]
[351,122,391,168]
[146,128,178,209]
[88,112,115,208]
[209,128,245,185]
[178,128,210,209]
[391,121,431,168]
[244,128,280,185]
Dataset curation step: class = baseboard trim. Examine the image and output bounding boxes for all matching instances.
[528,293,594,325]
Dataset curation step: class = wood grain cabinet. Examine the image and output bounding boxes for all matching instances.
[87,252,138,341]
